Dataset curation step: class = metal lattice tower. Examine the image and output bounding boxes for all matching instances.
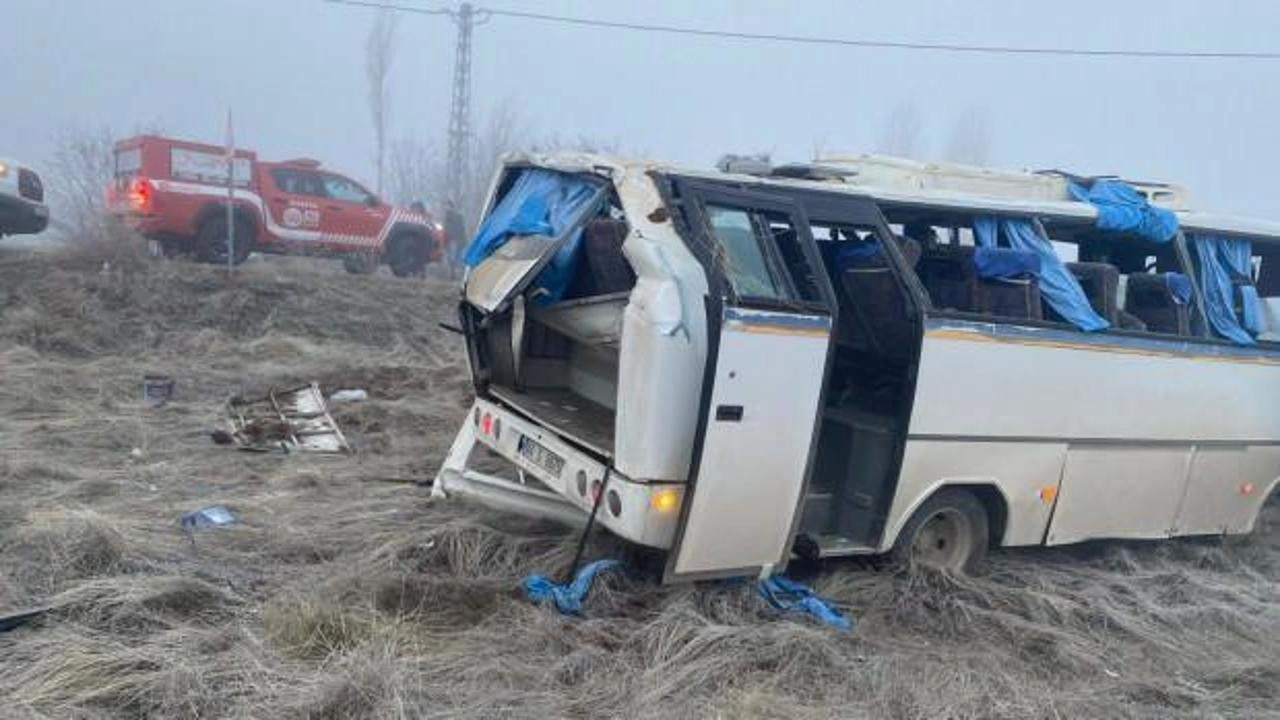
[446,3,474,207]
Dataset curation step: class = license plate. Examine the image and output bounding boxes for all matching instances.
[518,435,564,477]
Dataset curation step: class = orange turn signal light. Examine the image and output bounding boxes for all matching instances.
[652,488,679,513]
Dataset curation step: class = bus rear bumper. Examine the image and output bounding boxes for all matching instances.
[433,399,683,549]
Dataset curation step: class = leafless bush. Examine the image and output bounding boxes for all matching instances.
[45,126,116,240]
[876,102,923,159]
[945,110,992,165]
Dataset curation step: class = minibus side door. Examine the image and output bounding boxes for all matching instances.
[665,181,836,582]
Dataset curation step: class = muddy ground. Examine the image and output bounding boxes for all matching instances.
[0,240,1276,719]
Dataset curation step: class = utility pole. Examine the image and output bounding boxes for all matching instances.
[446,3,474,211]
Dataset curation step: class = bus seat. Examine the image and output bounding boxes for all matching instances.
[1125,273,1190,335]
[916,245,977,313]
[1257,253,1278,296]
[973,247,1042,320]
[976,277,1043,320]
[839,251,915,358]
[895,235,923,269]
[1065,262,1120,324]
[581,217,635,295]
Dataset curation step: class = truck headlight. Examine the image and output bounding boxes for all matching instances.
[0,161,8,177]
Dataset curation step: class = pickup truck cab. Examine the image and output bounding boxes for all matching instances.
[105,134,443,275]
[0,157,50,237]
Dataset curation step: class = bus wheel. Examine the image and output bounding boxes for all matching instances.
[196,215,252,266]
[892,488,989,574]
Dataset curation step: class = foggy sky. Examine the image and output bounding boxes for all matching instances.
[4,0,1280,218]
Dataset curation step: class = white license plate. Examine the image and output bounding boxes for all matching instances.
[518,435,564,477]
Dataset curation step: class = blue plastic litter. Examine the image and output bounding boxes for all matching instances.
[523,559,621,615]
[1068,180,1179,244]
[1191,234,1256,345]
[973,246,1041,280]
[180,505,238,530]
[462,168,606,305]
[973,216,1109,332]
[758,576,853,631]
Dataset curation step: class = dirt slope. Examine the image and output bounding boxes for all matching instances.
[0,244,1276,719]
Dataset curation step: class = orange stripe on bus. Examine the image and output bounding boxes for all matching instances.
[925,327,1280,366]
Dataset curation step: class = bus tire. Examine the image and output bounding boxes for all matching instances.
[890,488,989,574]
[195,215,252,266]
[386,232,429,277]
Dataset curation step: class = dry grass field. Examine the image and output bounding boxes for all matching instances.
[0,239,1276,719]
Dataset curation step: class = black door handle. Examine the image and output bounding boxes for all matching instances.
[326,204,344,211]
[715,405,744,422]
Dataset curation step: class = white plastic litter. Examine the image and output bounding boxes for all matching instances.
[329,389,368,403]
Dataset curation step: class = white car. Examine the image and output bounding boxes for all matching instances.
[0,157,50,237]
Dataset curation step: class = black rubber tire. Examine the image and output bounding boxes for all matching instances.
[195,215,252,266]
[386,232,429,278]
[890,488,989,574]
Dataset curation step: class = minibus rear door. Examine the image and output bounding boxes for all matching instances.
[664,181,836,582]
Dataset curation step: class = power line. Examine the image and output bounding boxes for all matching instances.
[484,7,1280,60]
[324,0,455,17]
[327,0,1280,61]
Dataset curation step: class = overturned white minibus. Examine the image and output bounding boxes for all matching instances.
[434,152,1280,582]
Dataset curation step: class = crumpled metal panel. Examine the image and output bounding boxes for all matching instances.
[225,383,351,454]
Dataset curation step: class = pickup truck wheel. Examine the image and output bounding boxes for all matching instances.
[196,215,252,265]
[890,488,989,574]
[386,233,429,277]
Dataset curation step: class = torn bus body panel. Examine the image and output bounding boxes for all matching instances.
[221,383,351,454]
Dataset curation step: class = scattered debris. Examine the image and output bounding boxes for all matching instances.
[216,383,352,454]
[142,374,175,408]
[0,607,49,633]
[180,505,239,530]
[758,576,853,631]
[523,559,621,615]
[328,388,368,403]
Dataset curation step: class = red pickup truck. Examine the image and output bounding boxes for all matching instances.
[106,135,443,275]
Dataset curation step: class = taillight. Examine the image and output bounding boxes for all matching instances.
[129,177,153,212]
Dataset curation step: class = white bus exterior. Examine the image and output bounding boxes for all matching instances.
[435,152,1280,582]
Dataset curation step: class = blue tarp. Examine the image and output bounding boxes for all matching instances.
[522,559,621,615]
[1191,234,1257,345]
[1068,180,1179,244]
[1164,272,1193,306]
[757,576,852,631]
[974,217,1110,331]
[463,168,605,305]
[973,246,1041,280]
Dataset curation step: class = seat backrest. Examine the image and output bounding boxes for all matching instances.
[581,217,635,295]
[916,245,977,313]
[840,266,915,359]
[1065,261,1120,324]
[1124,273,1189,335]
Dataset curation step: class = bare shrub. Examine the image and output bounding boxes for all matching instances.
[45,126,116,240]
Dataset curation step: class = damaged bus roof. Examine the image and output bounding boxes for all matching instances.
[499,151,1280,245]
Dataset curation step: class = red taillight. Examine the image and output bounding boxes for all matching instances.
[129,177,152,212]
[480,412,493,435]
